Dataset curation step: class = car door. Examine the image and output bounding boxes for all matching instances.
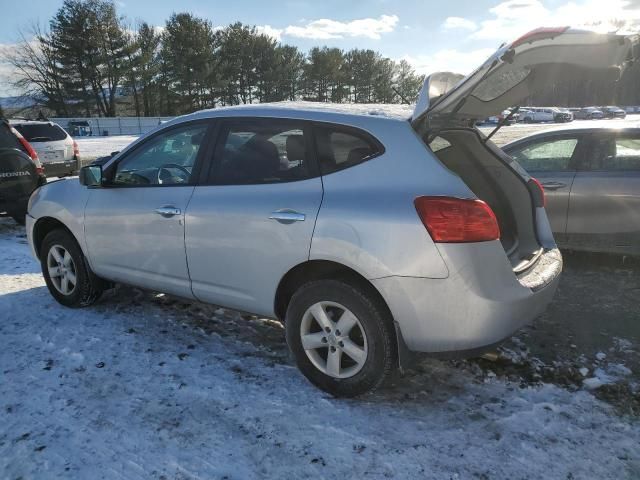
[506,134,585,243]
[567,130,640,254]
[84,120,213,297]
[185,118,323,317]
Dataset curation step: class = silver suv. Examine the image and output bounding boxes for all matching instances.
[26,29,637,396]
[11,120,80,177]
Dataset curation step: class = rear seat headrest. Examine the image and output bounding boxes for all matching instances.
[286,135,305,161]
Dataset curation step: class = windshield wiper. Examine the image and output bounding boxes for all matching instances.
[484,106,520,144]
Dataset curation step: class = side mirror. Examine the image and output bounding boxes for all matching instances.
[79,165,103,187]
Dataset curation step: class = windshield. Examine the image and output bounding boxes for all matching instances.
[14,124,67,142]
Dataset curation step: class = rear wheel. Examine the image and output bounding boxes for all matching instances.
[41,229,103,307]
[285,279,396,397]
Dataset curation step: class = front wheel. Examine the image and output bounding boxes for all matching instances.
[285,279,396,397]
[41,229,103,308]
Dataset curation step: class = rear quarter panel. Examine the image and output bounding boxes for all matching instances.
[311,120,475,279]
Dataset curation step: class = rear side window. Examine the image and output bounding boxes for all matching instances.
[0,123,22,150]
[14,123,67,142]
[211,119,314,185]
[509,138,578,172]
[314,124,383,175]
[587,135,640,171]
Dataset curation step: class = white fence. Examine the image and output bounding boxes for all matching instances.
[50,117,175,136]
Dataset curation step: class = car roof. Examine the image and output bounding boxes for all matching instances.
[173,101,413,125]
[9,120,58,126]
[503,125,640,148]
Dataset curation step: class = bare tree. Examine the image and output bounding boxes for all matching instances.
[3,24,69,115]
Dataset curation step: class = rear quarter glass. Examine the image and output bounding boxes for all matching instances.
[0,124,23,150]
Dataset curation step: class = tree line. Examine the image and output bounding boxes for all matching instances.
[6,0,639,118]
[5,0,424,117]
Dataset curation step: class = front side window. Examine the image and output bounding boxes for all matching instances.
[509,137,578,172]
[211,120,312,185]
[314,125,383,175]
[112,123,208,186]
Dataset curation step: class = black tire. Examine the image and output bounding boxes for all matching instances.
[40,229,103,308]
[285,279,396,397]
[524,117,532,124]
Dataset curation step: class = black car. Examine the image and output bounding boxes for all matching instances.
[0,119,47,224]
[67,120,92,136]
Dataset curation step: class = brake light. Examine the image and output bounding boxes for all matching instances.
[530,178,546,207]
[10,127,44,175]
[414,196,500,243]
[511,27,570,48]
[73,140,80,158]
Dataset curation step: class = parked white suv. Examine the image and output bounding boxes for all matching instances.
[26,28,638,396]
[11,121,80,177]
[521,107,572,123]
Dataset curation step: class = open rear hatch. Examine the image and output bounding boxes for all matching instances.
[412,28,639,272]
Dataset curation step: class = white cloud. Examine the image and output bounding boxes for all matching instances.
[472,0,640,40]
[443,16,478,31]
[256,25,283,41]
[283,14,399,40]
[400,48,496,76]
[0,43,25,97]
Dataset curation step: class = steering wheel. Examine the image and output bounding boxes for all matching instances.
[157,163,191,184]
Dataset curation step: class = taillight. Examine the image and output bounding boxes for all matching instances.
[73,140,80,158]
[511,27,570,48]
[10,127,44,175]
[17,136,38,160]
[530,178,546,207]
[414,196,500,243]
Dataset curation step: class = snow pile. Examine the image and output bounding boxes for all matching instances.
[1,218,639,479]
[266,101,414,120]
[75,135,139,162]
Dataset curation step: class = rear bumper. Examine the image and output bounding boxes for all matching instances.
[0,175,46,215]
[0,195,28,214]
[372,242,562,354]
[43,159,78,177]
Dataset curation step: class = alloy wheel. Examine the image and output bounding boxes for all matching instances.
[300,301,368,379]
[46,244,77,296]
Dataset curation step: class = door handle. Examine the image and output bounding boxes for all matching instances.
[540,181,567,191]
[269,209,305,224]
[154,206,181,217]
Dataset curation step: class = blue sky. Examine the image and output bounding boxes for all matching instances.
[1,0,639,96]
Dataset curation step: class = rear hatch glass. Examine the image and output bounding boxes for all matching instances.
[14,124,67,142]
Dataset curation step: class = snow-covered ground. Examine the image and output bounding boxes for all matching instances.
[1,218,639,479]
[75,135,139,163]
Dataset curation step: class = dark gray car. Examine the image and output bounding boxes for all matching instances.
[503,127,640,255]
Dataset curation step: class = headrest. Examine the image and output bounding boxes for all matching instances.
[346,147,372,165]
[286,135,305,161]
[191,130,205,145]
[243,138,280,179]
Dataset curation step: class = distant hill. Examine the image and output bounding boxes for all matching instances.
[0,96,37,109]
